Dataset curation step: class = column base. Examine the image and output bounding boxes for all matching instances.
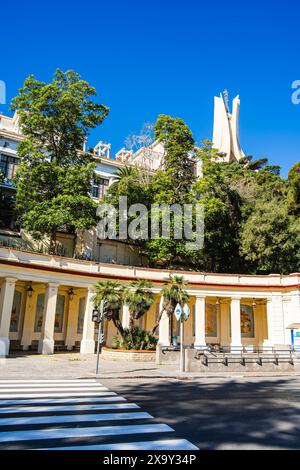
[158,341,170,347]
[230,344,243,352]
[38,338,54,354]
[80,339,95,354]
[0,337,10,357]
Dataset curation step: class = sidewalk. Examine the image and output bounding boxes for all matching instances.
[1,352,300,380]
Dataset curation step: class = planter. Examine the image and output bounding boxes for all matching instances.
[101,347,156,362]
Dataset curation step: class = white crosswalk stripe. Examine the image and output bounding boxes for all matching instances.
[0,379,198,450]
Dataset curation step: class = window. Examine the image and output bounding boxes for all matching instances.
[34,293,65,333]
[10,291,22,332]
[77,297,86,333]
[0,154,19,180]
[92,178,109,199]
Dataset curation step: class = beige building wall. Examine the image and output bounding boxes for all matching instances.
[0,247,299,356]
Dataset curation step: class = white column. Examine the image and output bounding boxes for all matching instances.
[121,304,130,329]
[194,296,206,349]
[158,296,170,346]
[38,283,59,354]
[264,295,285,347]
[230,296,242,351]
[21,290,35,351]
[80,287,95,354]
[0,277,18,357]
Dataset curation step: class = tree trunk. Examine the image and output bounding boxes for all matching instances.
[152,308,164,334]
[112,317,128,347]
[129,315,134,330]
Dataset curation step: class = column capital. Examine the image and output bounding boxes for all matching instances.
[231,295,242,301]
[195,294,206,301]
[87,286,96,294]
[3,277,18,284]
[47,282,59,289]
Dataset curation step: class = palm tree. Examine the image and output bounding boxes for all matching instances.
[93,280,125,338]
[152,275,190,335]
[124,280,155,329]
[108,166,138,192]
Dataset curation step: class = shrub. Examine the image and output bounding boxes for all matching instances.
[112,327,158,351]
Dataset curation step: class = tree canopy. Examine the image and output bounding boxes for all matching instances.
[11,69,109,253]
[104,116,300,275]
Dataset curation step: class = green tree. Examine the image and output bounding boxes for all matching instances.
[11,69,109,253]
[240,200,300,274]
[154,114,196,201]
[152,275,189,335]
[124,280,155,329]
[141,115,198,266]
[93,280,125,339]
[287,161,300,215]
[191,141,243,272]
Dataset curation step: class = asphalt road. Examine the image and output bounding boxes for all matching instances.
[100,375,300,450]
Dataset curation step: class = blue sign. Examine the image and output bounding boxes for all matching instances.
[174,303,183,321]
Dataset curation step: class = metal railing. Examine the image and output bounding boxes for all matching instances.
[195,346,295,366]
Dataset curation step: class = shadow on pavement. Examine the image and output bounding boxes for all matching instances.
[101,376,300,450]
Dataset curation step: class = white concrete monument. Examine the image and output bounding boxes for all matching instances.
[212,90,245,162]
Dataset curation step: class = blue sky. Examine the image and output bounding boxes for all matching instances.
[1,0,299,176]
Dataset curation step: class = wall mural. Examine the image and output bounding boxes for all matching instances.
[240,304,255,338]
[205,304,218,337]
[77,296,86,333]
[9,290,22,332]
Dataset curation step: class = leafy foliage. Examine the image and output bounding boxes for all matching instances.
[93,279,155,348]
[93,280,125,337]
[11,69,109,253]
[105,115,300,274]
[152,275,189,334]
[124,280,155,328]
[112,327,158,350]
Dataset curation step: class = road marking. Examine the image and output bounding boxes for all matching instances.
[0,403,139,413]
[40,438,199,450]
[0,380,98,384]
[0,395,124,405]
[0,423,173,442]
[0,411,152,426]
[0,380,199,450]
[0,392,116,399]
[0,384,105,388]
[0,387,108,392]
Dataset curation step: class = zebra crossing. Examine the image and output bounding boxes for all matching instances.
[0,379,198,450]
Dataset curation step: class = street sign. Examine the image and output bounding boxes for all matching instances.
[173,302,190,373]
[183,303,190,320]
[294,329,300,350]
[174,303,183,321]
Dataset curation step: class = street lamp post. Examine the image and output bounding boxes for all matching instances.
[179,315,184,372]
